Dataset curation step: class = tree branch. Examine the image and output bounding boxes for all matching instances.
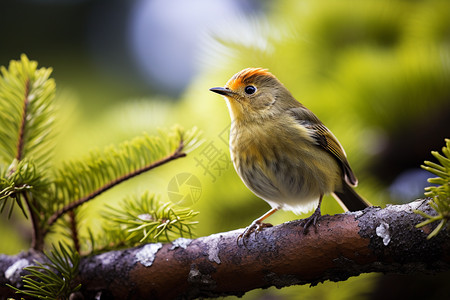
[15,78,30,162]
[1,199,449,299]
[23,192,45,251]
[13,78,46,251]
[45,140,186,230]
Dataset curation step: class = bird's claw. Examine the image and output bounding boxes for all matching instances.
[237,221,273,247]
[299,208,322,234]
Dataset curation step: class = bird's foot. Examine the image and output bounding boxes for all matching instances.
[237,220,273,247]
[299,207,322,234]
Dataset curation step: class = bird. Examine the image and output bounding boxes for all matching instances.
[209,67,370,242]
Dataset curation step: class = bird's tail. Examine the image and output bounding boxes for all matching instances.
[332,181,371,212]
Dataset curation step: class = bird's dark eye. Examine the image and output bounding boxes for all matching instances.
[244,85,257,95]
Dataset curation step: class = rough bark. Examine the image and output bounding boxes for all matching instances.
[1,199,449,299]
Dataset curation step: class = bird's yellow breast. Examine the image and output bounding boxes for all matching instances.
[230,114,314,167]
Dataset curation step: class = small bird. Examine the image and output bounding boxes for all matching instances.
[210,68,370,241]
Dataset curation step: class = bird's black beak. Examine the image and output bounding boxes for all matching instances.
[209,87,234,97]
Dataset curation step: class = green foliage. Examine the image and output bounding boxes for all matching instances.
[415,139,450,239]
[0,54,56,168]
[0,159,48,218]
[97,192,198,249]
[0,55,55,221]
[1,55,202,297]
[0,55,201,237]
[7,243,81,300]
[49,126,201,220]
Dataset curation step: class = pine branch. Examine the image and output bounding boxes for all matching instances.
[0,159,51,250]
[23,192,45,251]
[46,127,200,231]
[16,78,31,161]
[1,56,203,253]
[1,200,448,299]
[0,54,56,169]
[416,138,450,239]
[7,242,81,299]
[78,192,199,254]
[47,143,184,227]
[0,55,56,250]
[101,192,199,249]
[52,200,450,299]
[69,210,80,253]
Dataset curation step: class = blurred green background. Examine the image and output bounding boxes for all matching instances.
[1,0,449,299]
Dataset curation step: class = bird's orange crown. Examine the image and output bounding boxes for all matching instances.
[226,68,274,91]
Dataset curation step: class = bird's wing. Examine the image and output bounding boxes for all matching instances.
[289,107,358,186]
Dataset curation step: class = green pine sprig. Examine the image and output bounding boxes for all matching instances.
[103,192,199,246]
[0,159,49,218]
[7,242,81,300]
[0,55,56,249]
[0,54,55,219]
[415,138,450,239]
[0,54,56,169]
[46,126,201,231]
